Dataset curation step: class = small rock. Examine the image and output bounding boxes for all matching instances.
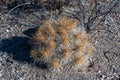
[98,70,101,73]
[6,29,9,32]
[0,57,2,61]
[0,71,2,77]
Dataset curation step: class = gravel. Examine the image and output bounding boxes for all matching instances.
[0,3,120,80]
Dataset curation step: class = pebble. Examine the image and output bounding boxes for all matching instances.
[0,71,2,77]
[0,57,2,61]
[101,75,106,80]
[98,70,101,73]
[6,29,9,32]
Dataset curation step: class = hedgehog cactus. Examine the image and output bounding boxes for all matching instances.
[30,17,93,72]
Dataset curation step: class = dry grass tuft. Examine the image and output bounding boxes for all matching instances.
[62,48,70,58]
[75,44,83,53]
[58,17,77,31]
[30,17,94,72]
[74,32,82,40]
[85,46,93,55]
[31,50,40,59]
[74,56,83,64]
[46,39,55,49]
[40,50,49,59]
[34,27,45,42]
[81,35,88,44]
[45,20,56,36]
[51,60,59,68]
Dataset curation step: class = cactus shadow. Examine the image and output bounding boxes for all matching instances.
[23,27,38,37]
[0,36,32,63]
[0,28,47,69]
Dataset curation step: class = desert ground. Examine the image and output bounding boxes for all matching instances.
[0,0,120,80]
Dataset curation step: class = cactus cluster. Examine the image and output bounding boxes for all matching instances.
[30,17,93,72]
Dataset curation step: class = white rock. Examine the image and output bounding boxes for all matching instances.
[0,71,2,77]
[6,29,9,32]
